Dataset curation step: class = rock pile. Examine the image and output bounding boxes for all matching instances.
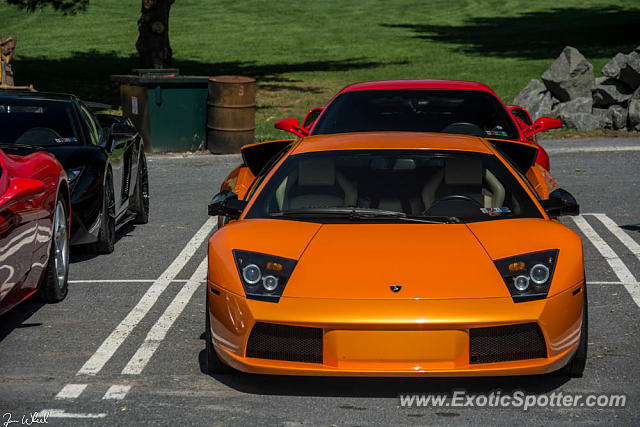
[513,46,640,132]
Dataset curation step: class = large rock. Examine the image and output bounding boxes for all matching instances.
[592,108,613,129]
[592,78,633,107]
[609,105,628,130]
[560,112,601,131]
[602,53,626,78]
[550,97,592,118]
[541,46,594,102]
[618,51,640,90]
[629,100,640,130]
[629,87,640,131]
[512,79,553,120]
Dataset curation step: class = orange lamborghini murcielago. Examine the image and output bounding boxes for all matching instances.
[206,132,586,377]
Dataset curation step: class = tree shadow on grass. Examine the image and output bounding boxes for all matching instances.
[12,51,391,104]
[383,6,640,60]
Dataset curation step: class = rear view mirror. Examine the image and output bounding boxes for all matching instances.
[208,190,247,219]
[274,118,309,138]
[0,178,45,209]
[539,188,579,218]
[523,117,562,138]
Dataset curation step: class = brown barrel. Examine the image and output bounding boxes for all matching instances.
[207,75,256,154]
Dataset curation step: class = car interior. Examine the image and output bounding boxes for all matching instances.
[253,151,534,221]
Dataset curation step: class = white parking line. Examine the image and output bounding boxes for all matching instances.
[103,385,132,400]
[40,409,107,419]
[122,257,208,376]
[546,146,640,154]
[69,279,190,284]
[69,279,155,283]
[55,383,87,400]
[76,217,217,376]
[572,215,640,307]
[592,213,640,259]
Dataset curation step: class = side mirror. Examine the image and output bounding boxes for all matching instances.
[274,118,309,138]
[523,117,562,138]
[208,190,247,219]
[539,188,579,218]
[0,178,45,209]
[105,122,138,152]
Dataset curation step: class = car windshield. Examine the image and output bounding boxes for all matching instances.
[245,149,542,223]
[312,89,519,140]
[0,98,82,146]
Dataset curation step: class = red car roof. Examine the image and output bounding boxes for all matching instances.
[338,80,496,94]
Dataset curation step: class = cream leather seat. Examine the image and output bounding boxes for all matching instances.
[421,158,505,210]
[276,158,357,210]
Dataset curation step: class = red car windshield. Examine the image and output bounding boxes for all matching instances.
[312,89,519,140]
[0,98,82,146]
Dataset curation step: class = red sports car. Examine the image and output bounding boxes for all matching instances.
[222,80,562,201]
[276,80,560,171]
[0,148,70,315]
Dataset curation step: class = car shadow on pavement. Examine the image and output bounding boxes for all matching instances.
[69,222,138,263]
[197,349,570,397]
[0,298,45,344]
[620,224,640,233]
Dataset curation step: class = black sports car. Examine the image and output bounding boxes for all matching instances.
[0,90,149,253]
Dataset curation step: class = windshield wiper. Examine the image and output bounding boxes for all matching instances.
[0,142,47,150]
[271,207,459,224]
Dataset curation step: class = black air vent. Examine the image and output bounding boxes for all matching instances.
[246,322,323,364]
[470,322,547,364]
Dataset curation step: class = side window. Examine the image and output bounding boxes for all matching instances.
[79,104,102,145]
[244,143,293,201]
[511,108,532,126]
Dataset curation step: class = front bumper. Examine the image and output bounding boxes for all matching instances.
[207,281,584,376]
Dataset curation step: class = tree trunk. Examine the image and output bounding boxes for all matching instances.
[136,0,174,69]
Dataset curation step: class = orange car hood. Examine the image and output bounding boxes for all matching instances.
[285,223,510,300]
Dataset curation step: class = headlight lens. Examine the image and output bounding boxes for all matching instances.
[233,250,297,302]
[242,264,261,284]
[65,167,84,193]
[494,249,559,302]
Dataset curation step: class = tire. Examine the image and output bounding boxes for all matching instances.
[40,198,69,303]
[560,284,588,377]
[96,171,116,254]
[132,150,149,224]
[205,291,234,374]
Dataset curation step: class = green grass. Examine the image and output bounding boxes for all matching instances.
[2,0,638,142]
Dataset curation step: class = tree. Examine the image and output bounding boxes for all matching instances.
[6,0,174,68]
[136,0,174,69]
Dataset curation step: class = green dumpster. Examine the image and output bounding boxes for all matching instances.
[111,70,209,153]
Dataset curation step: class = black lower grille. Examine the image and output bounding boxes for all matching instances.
[470,323,547,364]
[246,322,323,363]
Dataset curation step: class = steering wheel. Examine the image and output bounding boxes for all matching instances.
[435,194,481,205]
[441,122,486,137]
[422,194,482,216]
[15,127,62,145]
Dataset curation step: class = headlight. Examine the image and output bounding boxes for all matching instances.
[233,250,297,302]
[493,249,559,302]
[65,167,84,193]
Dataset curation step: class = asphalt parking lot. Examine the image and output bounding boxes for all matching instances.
[1,137,639,425]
